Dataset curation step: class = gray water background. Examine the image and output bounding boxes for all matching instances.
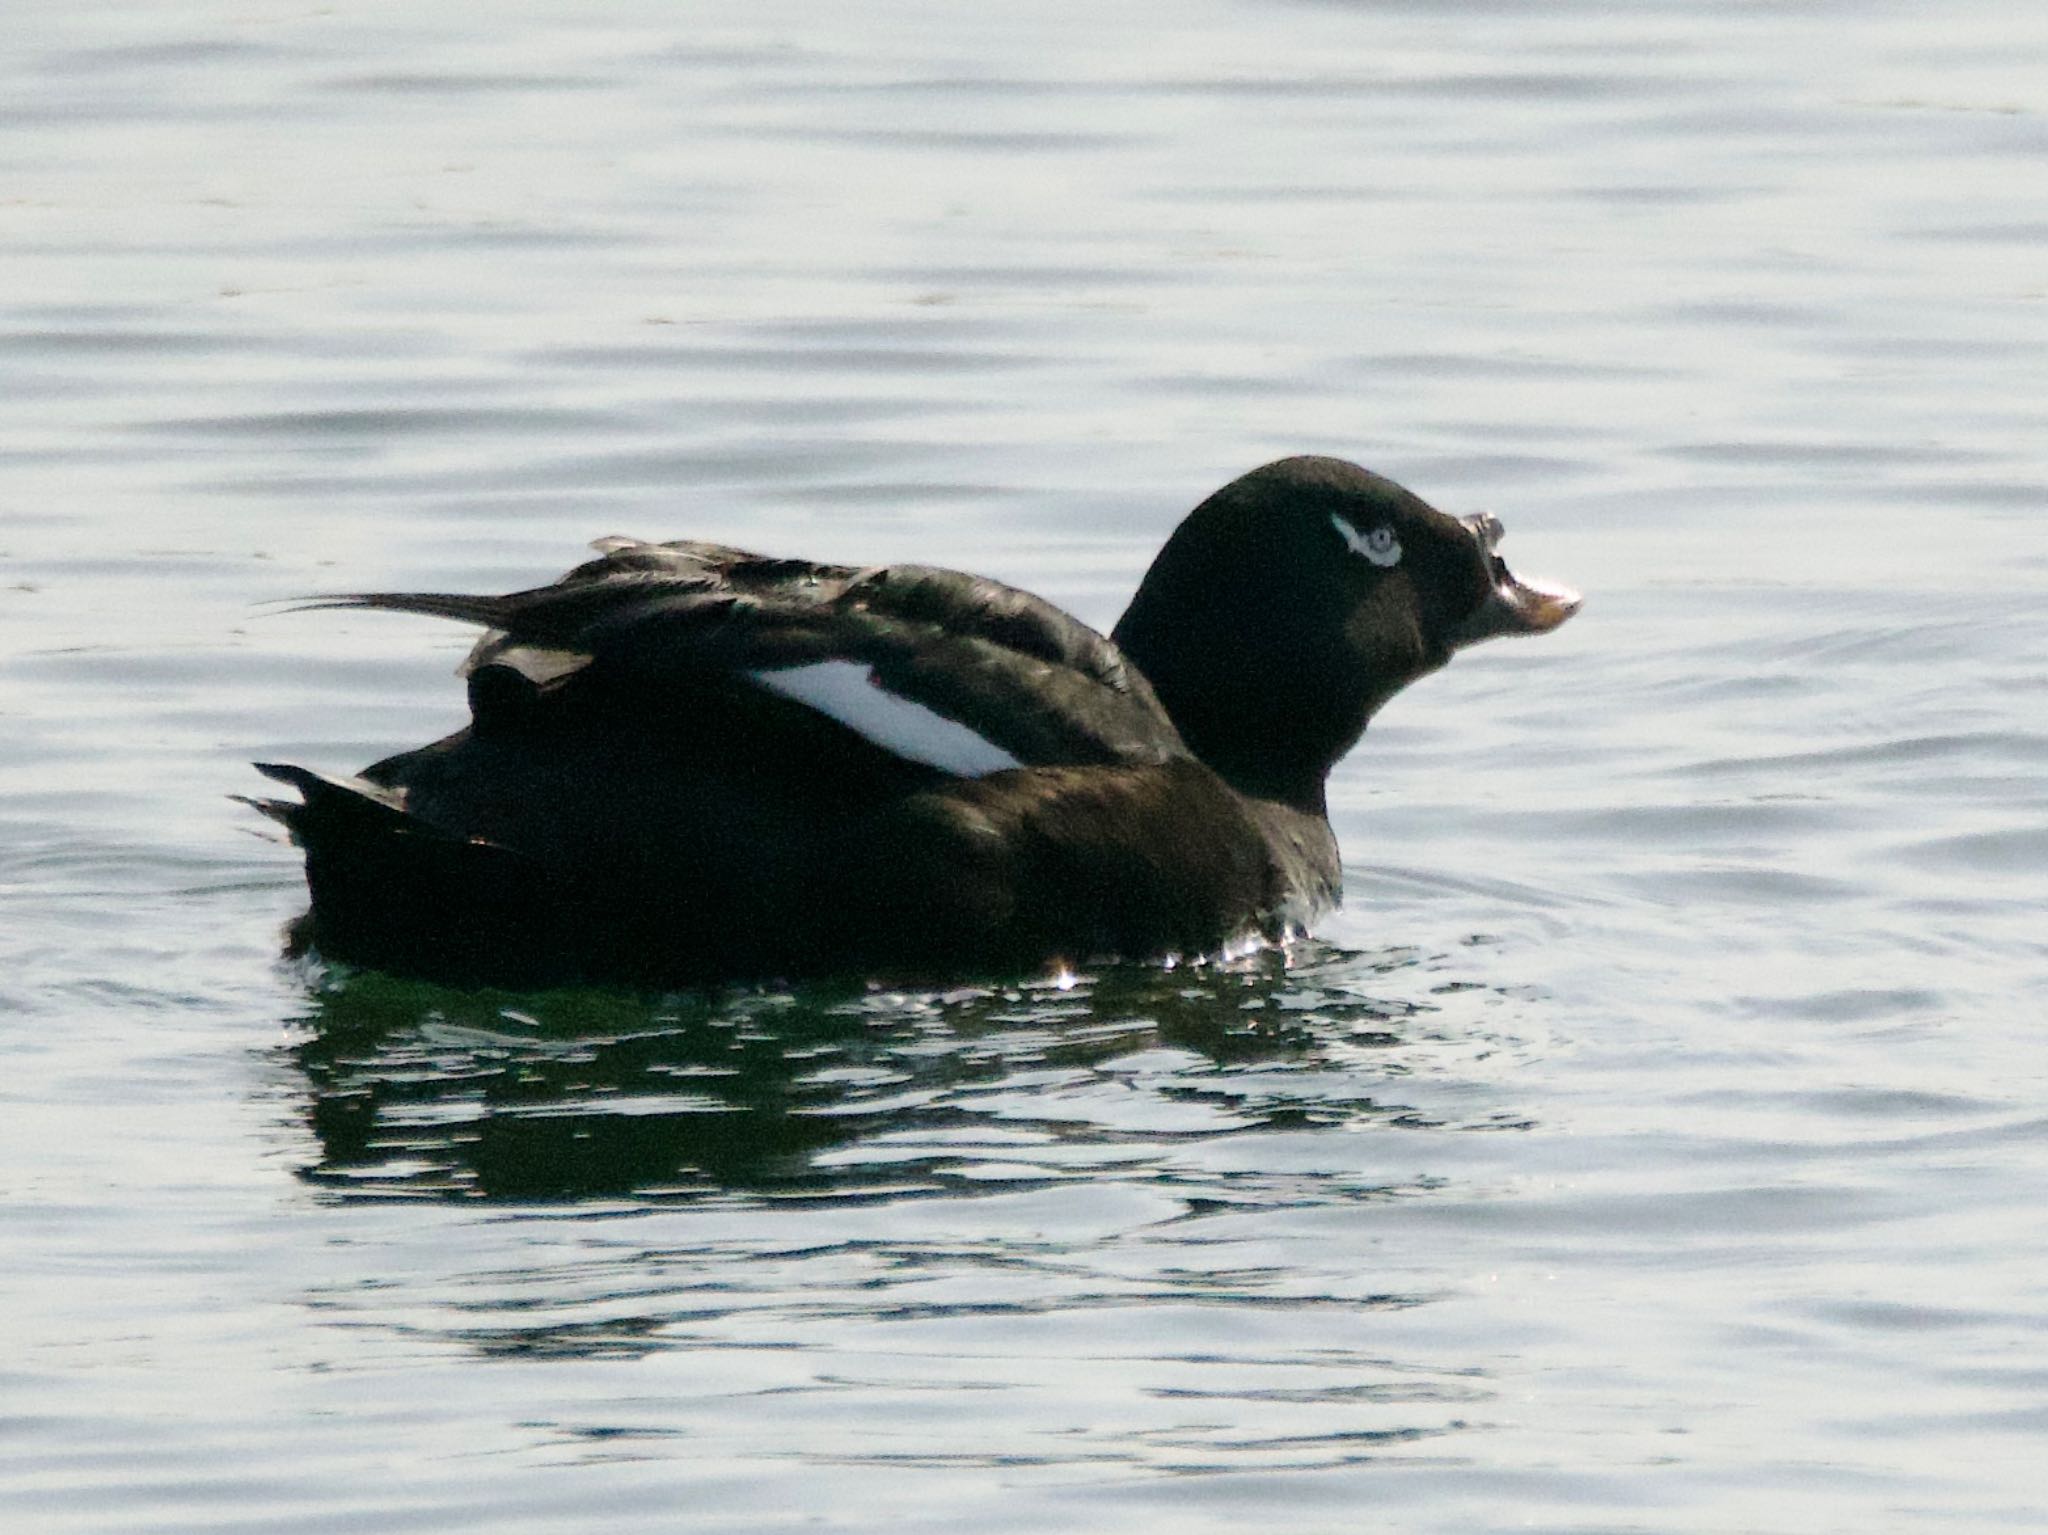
[3,1,2045,1529]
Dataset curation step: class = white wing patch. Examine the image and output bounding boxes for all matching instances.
[1330,513,1402,567]
[747,660,1024,778]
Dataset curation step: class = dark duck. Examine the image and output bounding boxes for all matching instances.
[252,456,1580,988]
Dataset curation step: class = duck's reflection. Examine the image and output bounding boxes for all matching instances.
[286,942,1472,1205]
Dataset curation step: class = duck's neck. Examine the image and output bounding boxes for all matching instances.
[1110,504,1386,818]
[1191,740,1335,818]
[1113,602,1369,817]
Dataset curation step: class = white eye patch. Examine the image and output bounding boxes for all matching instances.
[1331,514,1402,567]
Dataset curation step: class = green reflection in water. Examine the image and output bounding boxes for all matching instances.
[285,942,1478,1206]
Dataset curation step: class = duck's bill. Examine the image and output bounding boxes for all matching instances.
[1449,567,1583,647]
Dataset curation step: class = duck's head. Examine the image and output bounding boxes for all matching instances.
[1111,455,1581,811]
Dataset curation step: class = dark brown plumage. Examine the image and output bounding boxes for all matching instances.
[252,456,1579,987]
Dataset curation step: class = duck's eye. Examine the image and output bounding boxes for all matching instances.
[1331,513,1403,567]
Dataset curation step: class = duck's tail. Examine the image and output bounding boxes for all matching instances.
[244,761,415,841]
[244,761,583,986]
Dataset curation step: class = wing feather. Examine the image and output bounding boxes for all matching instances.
[304,539,1185,773]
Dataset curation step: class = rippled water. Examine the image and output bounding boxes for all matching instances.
[4,1,2046,1529]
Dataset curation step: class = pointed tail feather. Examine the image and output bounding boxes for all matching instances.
[249,760,589,985]
[282,592,522,628]
[251,761,423,839]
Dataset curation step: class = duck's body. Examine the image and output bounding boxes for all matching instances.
[254,456,1578,988]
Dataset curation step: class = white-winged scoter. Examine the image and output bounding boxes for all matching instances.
[251,455,1580,987]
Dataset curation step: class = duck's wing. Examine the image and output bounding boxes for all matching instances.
[310,537,1186,775]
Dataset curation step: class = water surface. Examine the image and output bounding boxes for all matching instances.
[3,1,2045,1530]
